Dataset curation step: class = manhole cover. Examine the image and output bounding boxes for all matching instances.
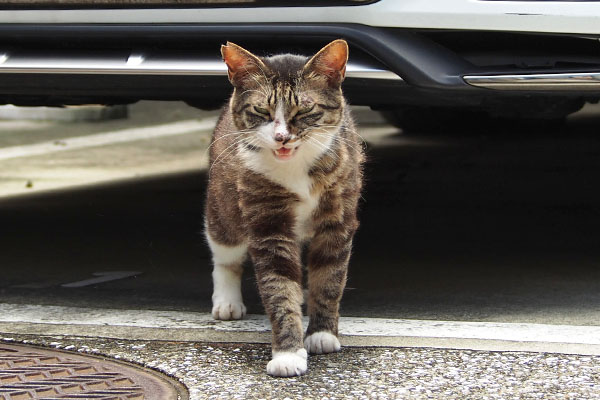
[0,343,187,399]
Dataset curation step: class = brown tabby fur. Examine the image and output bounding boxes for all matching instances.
[205,40,363,359]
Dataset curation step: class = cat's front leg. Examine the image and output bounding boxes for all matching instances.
[305,218,357,355]
[249,238,307,377]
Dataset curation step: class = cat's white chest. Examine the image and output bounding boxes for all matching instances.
[240,143,325,240]
[293,189,319,241]
[270,168,318,241]
[267,168,318,241]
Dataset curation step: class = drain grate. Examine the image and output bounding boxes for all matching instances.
[0,343,186,400]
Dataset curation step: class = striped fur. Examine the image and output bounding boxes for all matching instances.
[205,40,363,377]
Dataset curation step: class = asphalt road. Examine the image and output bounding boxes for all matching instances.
[2,101,600,398]
[1,102,600,325]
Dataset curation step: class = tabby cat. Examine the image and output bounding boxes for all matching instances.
[205,39,364,377]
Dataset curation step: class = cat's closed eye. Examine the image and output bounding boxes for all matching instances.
[254,106,270,115]
[295,104,315,116]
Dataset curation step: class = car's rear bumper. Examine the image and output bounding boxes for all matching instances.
[0,22,599,108]
[2,0,600,35]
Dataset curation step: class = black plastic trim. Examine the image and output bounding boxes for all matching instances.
[0,23,477,90]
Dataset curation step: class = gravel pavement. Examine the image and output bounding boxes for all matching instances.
[2,334,599,399]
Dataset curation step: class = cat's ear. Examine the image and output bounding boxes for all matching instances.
[221,42,267,87]
[302,39,349,87]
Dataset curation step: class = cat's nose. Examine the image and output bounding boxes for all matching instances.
[274,132,289,143]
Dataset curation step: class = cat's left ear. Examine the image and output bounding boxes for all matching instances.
[302,39,349,87]
[221,42,268,87]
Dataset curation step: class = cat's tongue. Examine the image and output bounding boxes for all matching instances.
[274,147,294,160]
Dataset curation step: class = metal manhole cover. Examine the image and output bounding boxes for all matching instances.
[0,343,187,400]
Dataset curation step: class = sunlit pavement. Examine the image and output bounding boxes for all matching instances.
[1,102,600,398]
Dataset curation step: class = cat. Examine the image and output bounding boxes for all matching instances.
[204,39,364,377]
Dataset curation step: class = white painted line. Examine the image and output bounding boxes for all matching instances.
[61,271,143,288]
[0,117,217,161]
[1,303,600,347]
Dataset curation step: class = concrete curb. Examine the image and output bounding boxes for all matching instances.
[2,304,600,356]
[2,321,600,356]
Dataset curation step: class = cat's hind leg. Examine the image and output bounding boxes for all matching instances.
[206,232,248,320]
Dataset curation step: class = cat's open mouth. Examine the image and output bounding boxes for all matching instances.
[273,146,297,161]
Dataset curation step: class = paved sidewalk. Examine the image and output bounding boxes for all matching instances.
[2,334,599,400]
[2,303,600,399]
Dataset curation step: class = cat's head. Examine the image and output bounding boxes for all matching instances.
[221,39,348,162]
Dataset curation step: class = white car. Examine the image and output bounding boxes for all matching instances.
[0,0,599,126]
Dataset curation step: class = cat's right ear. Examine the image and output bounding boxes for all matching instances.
[221,42,267,87]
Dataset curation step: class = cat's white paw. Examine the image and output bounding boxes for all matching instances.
[211,301,246,320]
[266,348,308,377]
[304,331,341,354]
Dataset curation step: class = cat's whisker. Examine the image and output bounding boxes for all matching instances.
[240,89,267,97]
[246,70,271,97]
[327,134,365,153]
[210,147,242,174]
[209,136,251,174]
[301,131,329,149]
[205,129,258,155]
[242,137,262,151]
[216,135,253,160]
[255,68,274,95]
[335,136,365,155]
[306,132,340,153]
[303,135,339,161]
[208,128,254,143]
[342,129,368,146]
[210,127,256,140]
[214,135,264,170]
[206,132,245,150]
[353,132,368,146]
[236,62,269,93]
[209,147,238,174]
[309,129,365,152]
[306,140,329,156]
[313,123,368,146]
[206,128,258,173]
[308,130,363,155]
[310,138,355,162]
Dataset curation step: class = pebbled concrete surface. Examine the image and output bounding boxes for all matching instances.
[3,334,600,399]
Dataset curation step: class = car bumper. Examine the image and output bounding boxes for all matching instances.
[2,0,600,35]
[0,21,599,108]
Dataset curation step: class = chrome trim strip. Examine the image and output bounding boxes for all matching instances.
[0,52,402,81]
[464,72,600,90]
[0,53,227,75]
[346,62,402,80]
